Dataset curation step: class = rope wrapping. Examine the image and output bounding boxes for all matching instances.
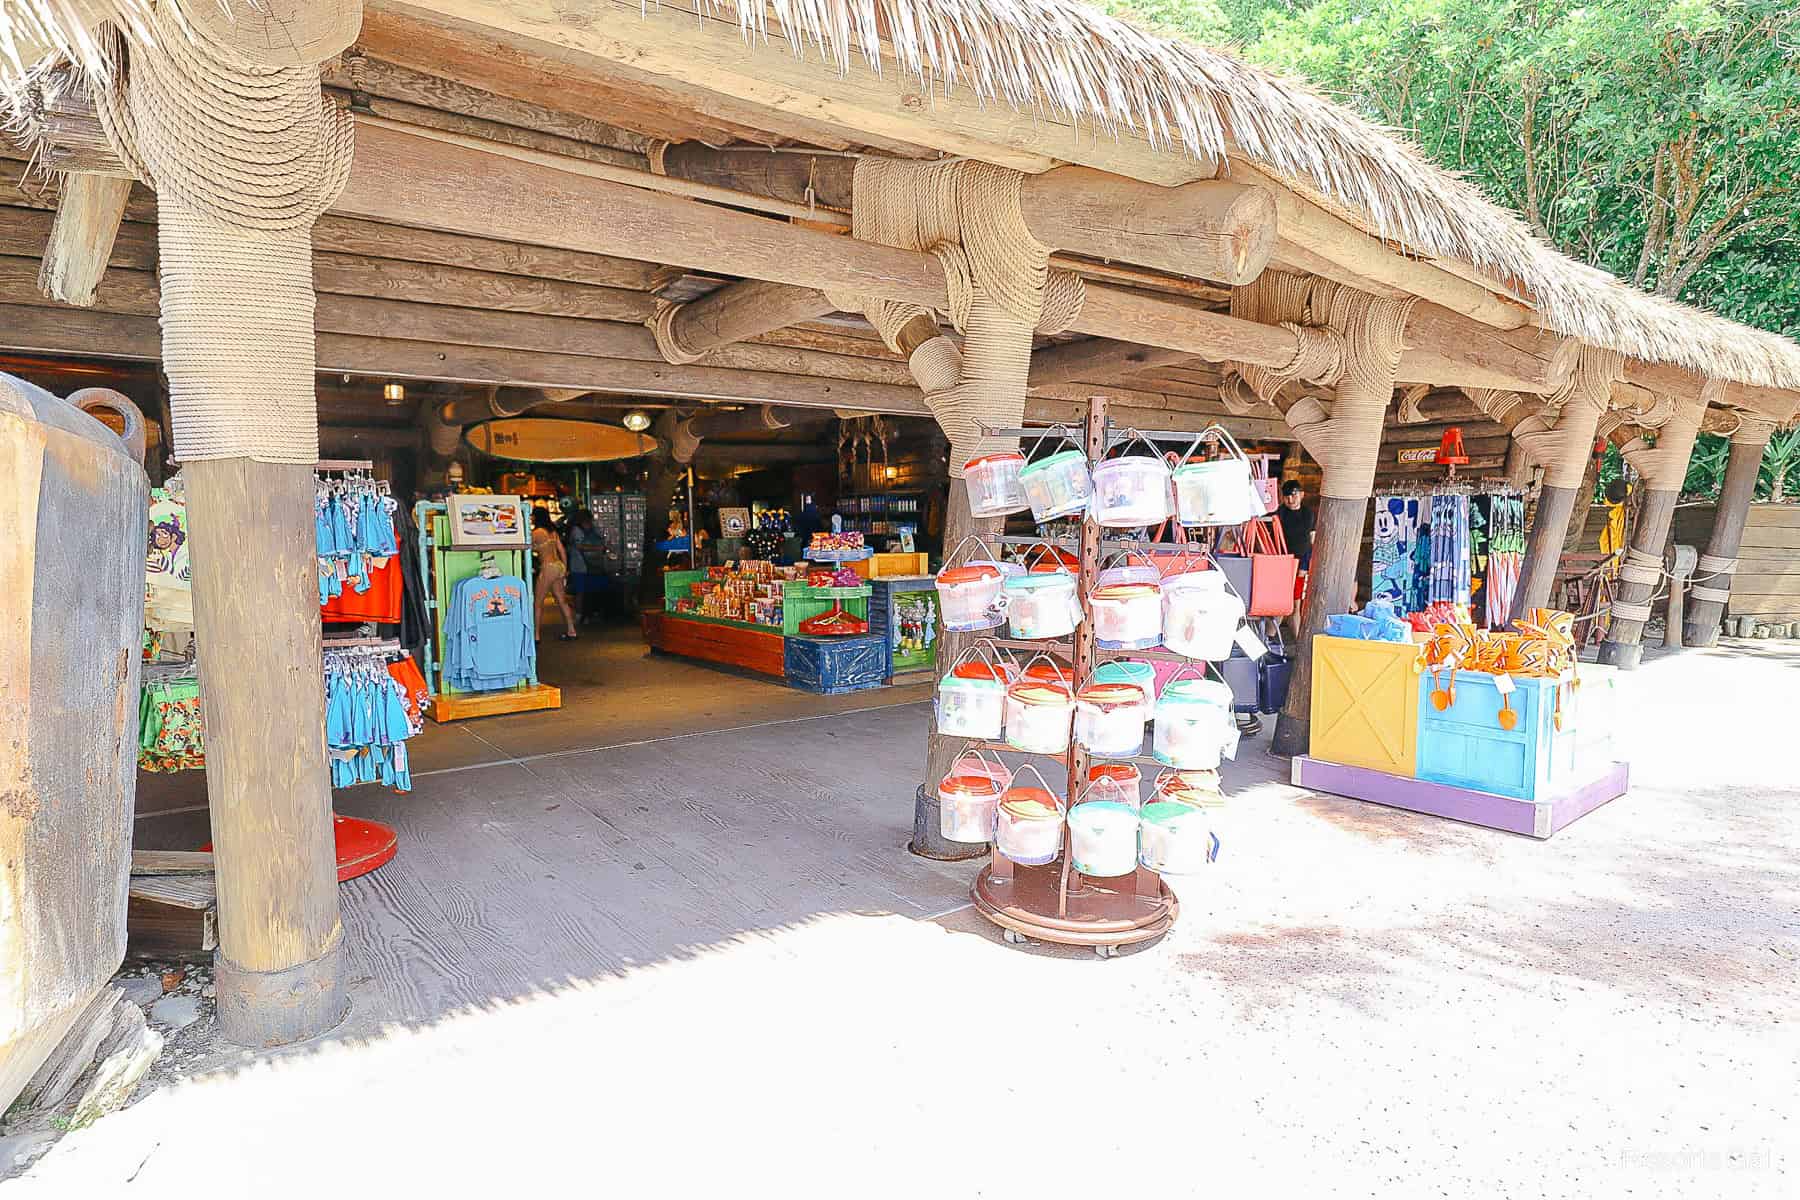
[828,157,1084,473]
[1619,548,1663,587]
[1690,585,1733,603]
[1697,553,1739,575]
[1225,271,1410,499]
[1619,388,1710,492]
[1509,347,1621,489]
[1611,600,1655,623]
[91,4,352,464]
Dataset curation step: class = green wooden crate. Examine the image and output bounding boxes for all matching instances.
[781,580,871,636]
[662,570,707,609]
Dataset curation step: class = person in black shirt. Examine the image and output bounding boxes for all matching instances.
[1276,480,1316,569]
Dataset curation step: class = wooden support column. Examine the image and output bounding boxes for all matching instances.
[1220,272,1414,758]
[1684,417,1777,646]
[38,173,133,306]
[185,459,345,1044]
[1501,350,1622,616]
[1599,392,1710,667]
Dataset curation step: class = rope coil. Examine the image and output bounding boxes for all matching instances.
[90,4,352,464]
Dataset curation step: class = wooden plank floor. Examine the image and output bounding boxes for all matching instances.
[131,625,1296,1033]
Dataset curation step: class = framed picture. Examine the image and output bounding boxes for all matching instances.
[448,494,529,548]
[718,507,751,537]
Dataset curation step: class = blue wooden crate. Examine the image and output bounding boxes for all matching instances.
[1415,669,1577,801]
[869,576,937,680]
[784,632,887,694]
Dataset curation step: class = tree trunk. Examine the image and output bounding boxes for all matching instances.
[911,477,999,860]
[637,411,683,608]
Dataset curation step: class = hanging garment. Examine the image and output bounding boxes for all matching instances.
[1371,495,1424,610]
[323,647,421,792]
[139,675,204,772]
[145,485,194,633]
[321,554,403,624]
[316,471,400,605]
[1427,493,1472,609]
[1484,495,1526,628]
[443,573,537,691]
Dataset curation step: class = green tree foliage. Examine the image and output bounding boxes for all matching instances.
[1106,0,1799,494]
[1108,0,1798,332]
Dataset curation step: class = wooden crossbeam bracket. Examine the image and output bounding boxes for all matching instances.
[38,173,134,306]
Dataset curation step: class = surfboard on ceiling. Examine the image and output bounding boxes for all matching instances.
[464,418,660,463]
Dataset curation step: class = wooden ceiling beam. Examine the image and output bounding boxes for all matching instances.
[34,174,133,306]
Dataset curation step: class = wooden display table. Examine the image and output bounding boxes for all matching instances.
[643,610,786,678]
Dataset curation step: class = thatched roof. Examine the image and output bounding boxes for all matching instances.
[5,0,1797,394]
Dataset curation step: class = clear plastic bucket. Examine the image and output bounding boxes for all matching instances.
[965,452,1029,519]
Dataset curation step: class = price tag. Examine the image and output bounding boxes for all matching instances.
[1234,625,1268,661]
[1492,673,1516,695]
[1221,717,1240,761]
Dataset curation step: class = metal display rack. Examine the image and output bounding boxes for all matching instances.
[968,397,1218,954]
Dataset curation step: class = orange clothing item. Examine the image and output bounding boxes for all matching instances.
[321,555,402,623]
[386,655,430,727]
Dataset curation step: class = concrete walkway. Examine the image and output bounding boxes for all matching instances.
[18,639,1798,1197]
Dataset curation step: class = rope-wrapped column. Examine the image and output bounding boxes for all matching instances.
[1219,271,1413,757]
[1684,414,1778,646]
[1509,348,1623,617]
[818,158,1087,857]
[1599,387,1712,667]
[90,1,356,1046]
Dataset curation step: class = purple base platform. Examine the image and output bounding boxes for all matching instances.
[1291,756,1630,839]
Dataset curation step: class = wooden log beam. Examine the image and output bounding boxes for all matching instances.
[388,0,1217,184]
[0,301,932,413]
[658,149,1272,284]
[663,280,834,360]
[36,174,133,306]
[1229,160,1534,331]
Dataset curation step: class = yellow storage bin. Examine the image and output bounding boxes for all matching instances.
[1309,635,1423,776]
[849,552,931,579]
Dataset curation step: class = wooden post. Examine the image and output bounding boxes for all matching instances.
[1684,419,1775,646]
[911,476,999,860]
[185,458,346,1046]
[1515,484,1581,615]
[1269,494,1367,757]
[1596,489,1679,668]
[1600,393,1708,667]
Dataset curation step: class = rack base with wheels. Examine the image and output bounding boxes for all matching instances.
[973,860,1178,955]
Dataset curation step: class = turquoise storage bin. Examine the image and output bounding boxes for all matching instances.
[1416,670,1577,801]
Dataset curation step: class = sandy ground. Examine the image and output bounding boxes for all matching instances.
[13,638,1798,1197]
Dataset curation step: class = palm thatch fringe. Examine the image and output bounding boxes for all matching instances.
[3,0,1797,392]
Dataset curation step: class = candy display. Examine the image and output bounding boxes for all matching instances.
[669,559,803,627]
[808,530,865,554]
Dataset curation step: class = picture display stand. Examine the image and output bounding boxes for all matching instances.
[414,498,562,722]
[966,396,1181,954]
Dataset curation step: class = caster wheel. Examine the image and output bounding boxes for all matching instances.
[1095,944,1120,959]
[1001,929,1029,946]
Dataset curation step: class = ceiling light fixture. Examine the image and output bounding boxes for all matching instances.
[623,409,652,432]
[383,382,406,405]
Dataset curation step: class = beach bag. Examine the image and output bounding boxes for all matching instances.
[1216,517,1298,618]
